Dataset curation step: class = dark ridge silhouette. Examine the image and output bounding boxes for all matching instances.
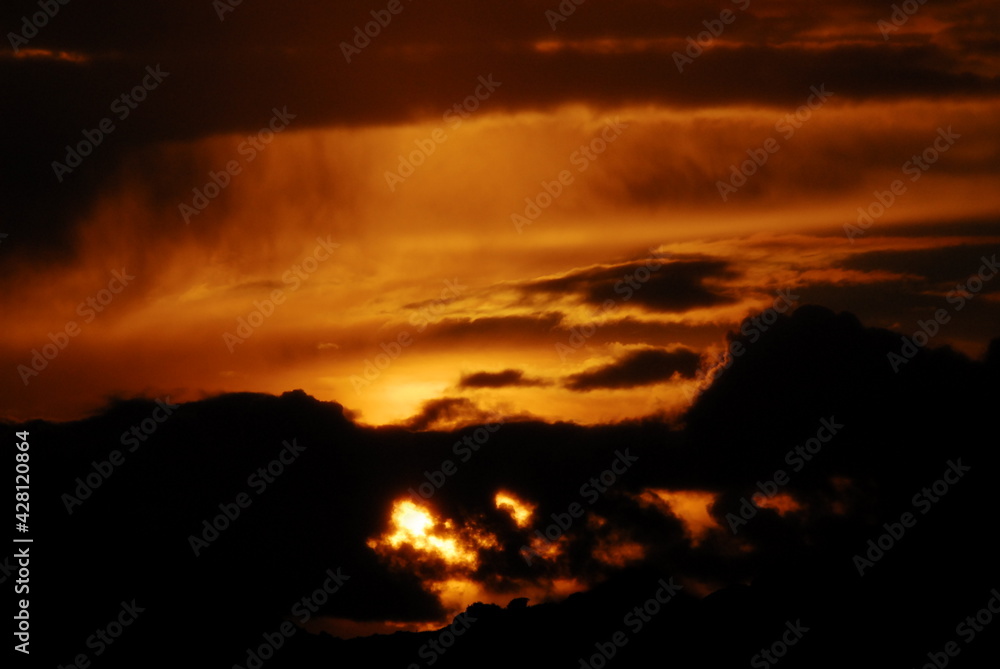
[7,306,998,668]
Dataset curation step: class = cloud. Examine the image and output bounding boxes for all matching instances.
[399,396,501,431]
[458,369,548,389]
[427,314,565,344]
[524,258,737,313]
[564,347,702,391]
[842,243,1000,287]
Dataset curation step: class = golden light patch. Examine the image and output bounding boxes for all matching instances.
[753,492,803,516]
[494,491,536,528]
[639,489,721,545]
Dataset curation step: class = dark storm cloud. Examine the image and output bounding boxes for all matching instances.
[524,258,736,312]
[564,347,701,390]
[458,369,548,389]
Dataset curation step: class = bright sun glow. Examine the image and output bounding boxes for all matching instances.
[395,500,434,537]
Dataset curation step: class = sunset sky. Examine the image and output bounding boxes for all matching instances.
[3,2,1000,661]
[3,0,998,427]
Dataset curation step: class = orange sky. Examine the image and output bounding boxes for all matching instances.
[3,95,998,424]
[4,0,999,424]
[3,0,999,646]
